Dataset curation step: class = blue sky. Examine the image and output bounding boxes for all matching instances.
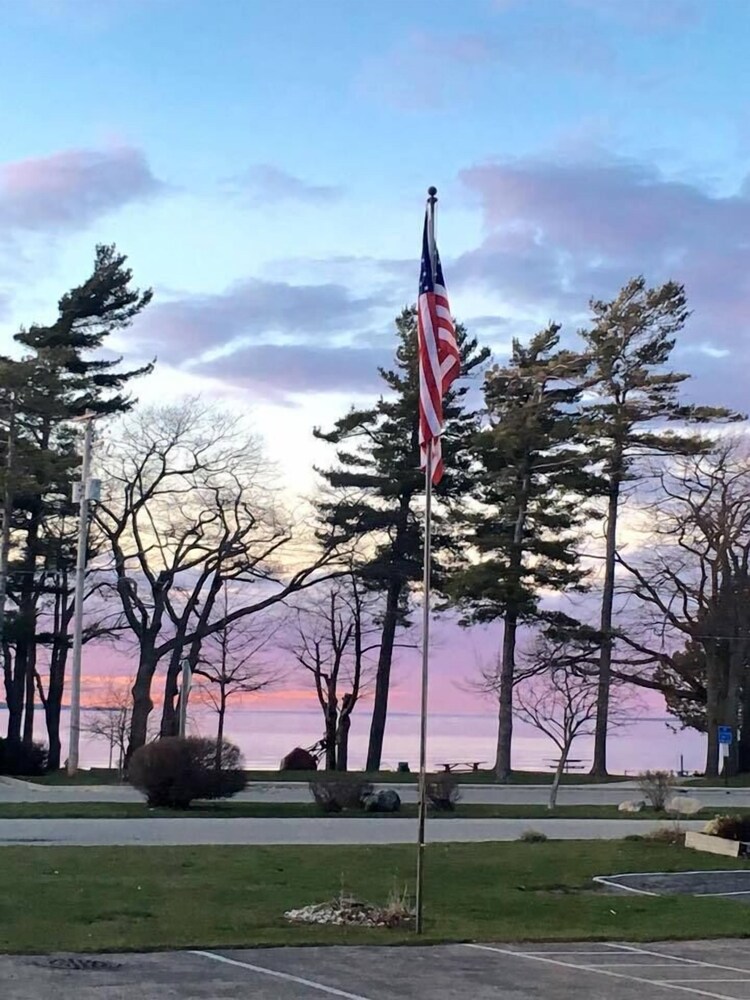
[1,0,749,488]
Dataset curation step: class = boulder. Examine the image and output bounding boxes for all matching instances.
[618,799,645,813]
[363,789,402,813]
[280,747,318,771]
[667,795,702,816]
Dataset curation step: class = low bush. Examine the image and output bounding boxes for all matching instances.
[0,738,48,776]
[645,823,684,846]
[637,770,675,812]
[426,774,461,812]
[703,814,750,841]
[309,776,374,813]
[519,829,548,843]
[128,737,247,809]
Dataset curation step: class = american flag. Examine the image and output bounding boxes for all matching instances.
[418,209,460,485]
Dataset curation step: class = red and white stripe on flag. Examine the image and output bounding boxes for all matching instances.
[417,210,460,485]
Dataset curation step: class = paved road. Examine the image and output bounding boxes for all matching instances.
[2,775,749,807]
[0,815,704,845]
[4,941,750,1000]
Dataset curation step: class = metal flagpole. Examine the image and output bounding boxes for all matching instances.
[416,186,438,935]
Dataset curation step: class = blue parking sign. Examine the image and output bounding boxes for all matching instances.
[718,726,733,745]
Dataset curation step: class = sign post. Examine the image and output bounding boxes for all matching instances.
[718,726,733,787]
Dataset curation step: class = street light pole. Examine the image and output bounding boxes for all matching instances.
[67,413,96,775]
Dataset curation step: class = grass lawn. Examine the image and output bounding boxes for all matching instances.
[0,841,748,953]
[22,767,633,786]
[0,801,734,820]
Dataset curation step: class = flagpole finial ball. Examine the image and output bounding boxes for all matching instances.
[427,186,438,197]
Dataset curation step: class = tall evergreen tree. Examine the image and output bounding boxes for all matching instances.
[581,277,741,777]
[3,245,152,765]
[450,324,597,779]
[315,307,489,770]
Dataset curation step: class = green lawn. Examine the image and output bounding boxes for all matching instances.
[0,841,748,953]
[0,801,732,821]
[22,767,633,786]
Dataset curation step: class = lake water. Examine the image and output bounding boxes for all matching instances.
[0,705,706,774]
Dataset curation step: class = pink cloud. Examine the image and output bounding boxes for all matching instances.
[454,155,750,392]
[0,145,165,233]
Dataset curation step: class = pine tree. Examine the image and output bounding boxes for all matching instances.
[315,307,488,770]
[450,324,598,779]
[3,245,152,765]
[582,277,741,777]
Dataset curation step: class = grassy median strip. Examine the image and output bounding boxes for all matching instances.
[0,841,748,952]
[0,801,735,820]
[24,768,633,786]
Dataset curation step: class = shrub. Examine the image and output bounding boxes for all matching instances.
[128,737,247,809]
[0,738,48,776]
[703,814,750,842]
[637,770,675,812]
[645,823,684,846]
[519,829,548,843]
[280,747,318,771]
[309,776,373,813]
[426,774,461,812]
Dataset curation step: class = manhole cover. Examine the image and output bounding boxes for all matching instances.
[32,958,123,971]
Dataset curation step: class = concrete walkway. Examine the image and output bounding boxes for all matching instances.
[0,816,704,846]
[1,775,749,807]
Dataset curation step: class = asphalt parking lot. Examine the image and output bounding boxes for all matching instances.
[3,940,750,999]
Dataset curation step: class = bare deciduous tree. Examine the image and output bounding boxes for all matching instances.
[193,584,277,767]
[483,635,631,808]
[83,678,134,774]
[292,573,379,771]
[616,442,750,776]
[94,399,340,760]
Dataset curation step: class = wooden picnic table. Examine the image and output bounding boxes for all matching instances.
[545,758,586,772]
[438,761,487,773]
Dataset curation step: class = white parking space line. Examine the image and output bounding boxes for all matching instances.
[191,950,373,1000]
[579,963,698,968]
[605,943,750,976]
[464,943,744,1000]
[520,949,637,955]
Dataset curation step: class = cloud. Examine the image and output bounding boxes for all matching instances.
[452,153,750,415]
[0,146,165,233]
[201,342,392,398]
[228,165,343,204]
[359,21,618,109]
[142,277,383,356]
[569,0,701,33]
[135,276,393,399]
[456,155,750,351]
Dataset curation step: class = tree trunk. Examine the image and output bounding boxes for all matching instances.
[591,475,620,777]
[336,704,352,772]
[44,640,68,772]
[366,579,401,772]
[45,701,61,772]
[5,650,23,743]
[324,686,338,771]
[126,643,158,762]
[549,743,570,810]
[495,611,517,781]
[738,679,750,774]
[160,647,182,737]
[22,641,36,745]
[215,688,226,769]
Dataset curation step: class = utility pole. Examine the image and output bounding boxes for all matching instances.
[67,413,99,775]
[0,391,16,646]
